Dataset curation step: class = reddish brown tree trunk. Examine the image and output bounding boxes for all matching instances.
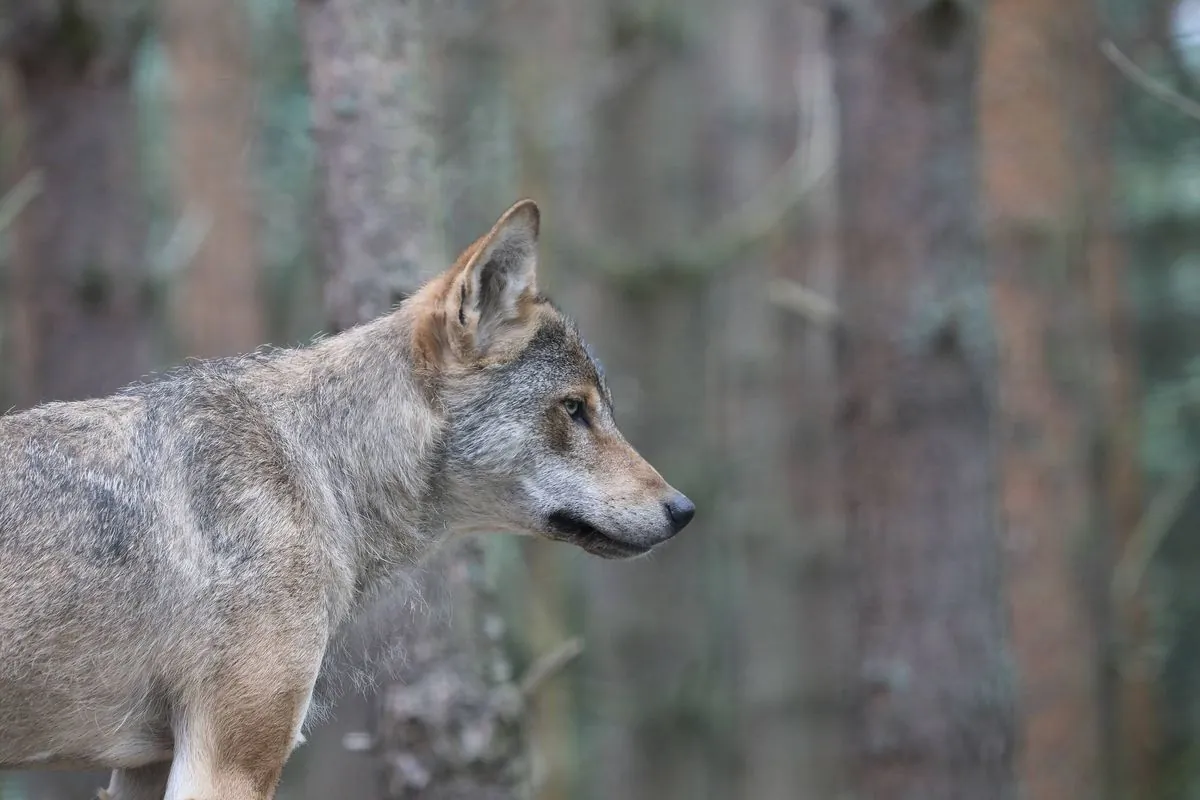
[982,2,1103,796]
[982,1,1156,796]
[833,2,1015,797]
[161,0,264,359]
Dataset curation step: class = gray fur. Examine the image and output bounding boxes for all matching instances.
[0,201,692,799]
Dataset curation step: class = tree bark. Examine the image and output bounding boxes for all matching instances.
[297,1,528,797]
[297,0,441,331]
[2,1,155,408]
[981,2,1104,797]
[1081,23,1158,800]
[982,1,1158,796]
[730,3,849,797]
[160,0,264,359]
[501,3,577,797]
[574,2,733,797]
[832,2,1015,798]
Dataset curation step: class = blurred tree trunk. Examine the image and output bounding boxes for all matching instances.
[298,0,442,332]
[502,2,577,797]
[726,3,849,798]
[160,0,264,359]
[0,61,32,412]
[0,3,154,798]
[981,2,1102,798]
[982,1,1158,797]
[831,2,1015,798]
[710,0,803,795]
[297,1,528,798]
[988,3,1156,796]
[1082,17,1158,800]
[0,1,155,409]
[572,2,731,798]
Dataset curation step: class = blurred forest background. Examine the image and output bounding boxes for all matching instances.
[3,0,1200,798]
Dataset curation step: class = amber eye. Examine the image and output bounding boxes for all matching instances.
[563,397,586,422]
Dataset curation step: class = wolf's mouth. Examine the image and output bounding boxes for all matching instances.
[546,511,651,559]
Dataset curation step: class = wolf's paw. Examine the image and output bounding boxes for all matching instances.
[94,789,112,800]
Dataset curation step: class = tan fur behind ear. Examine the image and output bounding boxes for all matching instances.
[408,272,455,376]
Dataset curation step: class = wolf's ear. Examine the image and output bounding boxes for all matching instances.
[444,199,540,355]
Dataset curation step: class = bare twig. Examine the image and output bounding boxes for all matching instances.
[1101,39,1200,123]
[0,171,43,233]
[341,730,378,753]
[152,208,212,280]
[769,277,839,325]
[519,637,584,699]
[1112,464,1199,603]
[566,7,836,282]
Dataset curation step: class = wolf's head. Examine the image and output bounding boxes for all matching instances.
[406,199,694,558]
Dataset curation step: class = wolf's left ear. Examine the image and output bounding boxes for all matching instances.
[446,199,540,355]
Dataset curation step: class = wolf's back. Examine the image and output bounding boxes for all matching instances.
[0,396,161,562]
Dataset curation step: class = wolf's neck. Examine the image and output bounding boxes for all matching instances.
[271,311,452,614]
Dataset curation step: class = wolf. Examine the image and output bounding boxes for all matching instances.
[0,199,694,800]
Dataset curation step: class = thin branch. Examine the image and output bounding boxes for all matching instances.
[341,730,378,753]
[1112,464,1199,603]
[566,7,836,282]
[669,14,836,273]
[519,637,584,699]
[1101,39,1200,124]
[0,171,43,234]
[152,208,212,280]
[769,278,838,325]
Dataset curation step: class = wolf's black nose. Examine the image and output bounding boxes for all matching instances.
[664,493,696,534]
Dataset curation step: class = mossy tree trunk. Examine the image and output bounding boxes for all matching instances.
[832,1,1016,797]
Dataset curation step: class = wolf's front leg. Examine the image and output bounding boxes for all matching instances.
[164,680,313,800]
[98,762,171,800]
[162,690,306,800]
[162,654,321,800]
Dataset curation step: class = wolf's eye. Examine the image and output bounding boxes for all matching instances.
[563,397,586,422]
